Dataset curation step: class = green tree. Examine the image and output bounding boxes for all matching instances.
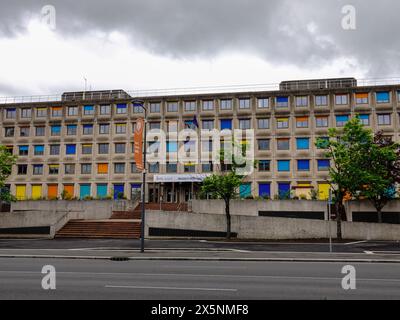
[358,132,400,223]
[316,117,373,239]
[200,172,242,239]
[0,145,17,203]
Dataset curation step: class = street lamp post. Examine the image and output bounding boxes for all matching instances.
[133,100,147,253]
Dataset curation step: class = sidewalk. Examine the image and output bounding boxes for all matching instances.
[1,248,400,263]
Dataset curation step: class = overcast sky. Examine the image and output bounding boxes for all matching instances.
[0,0,399,96]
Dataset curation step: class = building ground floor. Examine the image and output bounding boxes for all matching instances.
[4,175,331,203]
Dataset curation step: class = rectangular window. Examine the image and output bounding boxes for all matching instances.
[114,163,125,174]
[318,159,330,171]
[52,107,62,117]
[51,125,61,136]
[259,160,270,172]
[66,144,76,155]
[277,160,290,172]
[166,162,177,173]
[202,120,214,130]
[5,127,15,137]
[133,103,143,113]
[317,137,329,149]
[315,95,328,106]
[376,91,390,104]
[296,96,308,107]
[100,105,111,115]
[49,164,59,175]
[258,118,269,129]
[202,100,214,111]
[34,145,44,156]
[20,127,30,137]
[239,98,250,109]
[83,124,93,135]
[184,163,196,173]
[184,101,196,112]
[115,123,127,134]
[149,163,159,173]
[65,164,75,175]
[167,102,178,112]
[115,143,126,154]
[67,125,77,135]
[258,139,270,151]
[81,164,92,174]
[68,106,78,116]
[258,98,269,109]
[116,103,127,114]
[17,165,28,175]
[21,108,32,118]
[239,119,251,130]
[36,108,47,117]
[33,164,43,175]
[150,102,161,113]
[378,114,391,125]
[259,183,271,198]
[220,99,232,110]
[278,183,291,198]
[131,163,138,173]
[316,116,328,127]
[336,115,349,127]
[6,108,16,119]
[202,162,213,173]
[148,122,160,130]
[296,138,310,150]
[277,118,289,129]
[19,146,29,156]
[335,94,348,105]
[31,185,43,199]
[80,184,91,199]
[201,140,213,152]
[296,117,309,128]
[97,184,108,198]
[82,144,92,155]
[97,163,109,174]
[297,160,310,171]
[358,114,370,126]
[356,93,368,104]
[98,143,109,154]
[50,145,60,155]
[83,105,94,115]
[35,126,45,136]
[166,141,178,153]
[99,124,110,134]
[220,119,232,130]
[277,138,290,150]
[276,96,289,108]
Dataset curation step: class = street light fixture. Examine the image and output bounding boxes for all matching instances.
[133,99,147,253]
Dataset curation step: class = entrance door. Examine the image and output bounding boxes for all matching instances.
[149,186,159,203]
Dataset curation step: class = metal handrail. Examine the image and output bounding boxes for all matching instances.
[1,77,400,105]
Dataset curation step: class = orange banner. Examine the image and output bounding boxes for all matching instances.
[134,118,144,171]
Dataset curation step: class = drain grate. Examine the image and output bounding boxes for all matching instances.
[110,256,130,261]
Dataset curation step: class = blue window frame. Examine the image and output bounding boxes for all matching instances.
[258,183,271,198]
[376,91,390,103]
[239,183,252,199]
[276,96,289,107]
[278,183,291,198]
[277,160,290,172]
[358,114,370,125]
[167,141,178,153]
[336,115,349,127]
[96,184,108,198]
[83,105,94,115]
[318,159,330,171]
[66,144,76,155]
[297,160,310,171]
[80,184,91,199]
[116,103,127,113]
[34,145,44,155]
[113,184,125,200]
[220,119,232,130]
[296,138,310,150]
[51,125,61,135]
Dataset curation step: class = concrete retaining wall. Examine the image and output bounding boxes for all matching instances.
[145,210,400,241]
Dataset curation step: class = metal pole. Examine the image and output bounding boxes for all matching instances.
[140,107,147,253]
[328,188,333,253]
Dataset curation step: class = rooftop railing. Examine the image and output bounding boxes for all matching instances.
[1,77,400,105]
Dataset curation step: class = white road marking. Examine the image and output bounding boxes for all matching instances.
[345,240,368,245]
[105,285,237,292]
[364,251,374,255]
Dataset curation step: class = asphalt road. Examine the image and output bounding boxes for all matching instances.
[0,238,399,254]
[0,258,399,300]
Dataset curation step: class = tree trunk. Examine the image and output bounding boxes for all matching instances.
[377,208,383,223]
[225,199,231,240]
[335,202,342,240]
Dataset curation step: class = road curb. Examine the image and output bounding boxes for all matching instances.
[1,254,400,264]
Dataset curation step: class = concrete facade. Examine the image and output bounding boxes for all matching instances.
[1,78,400,202]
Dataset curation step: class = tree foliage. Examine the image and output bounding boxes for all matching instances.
[0,145,17,202]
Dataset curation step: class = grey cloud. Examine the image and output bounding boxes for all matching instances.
[0,0,399,76]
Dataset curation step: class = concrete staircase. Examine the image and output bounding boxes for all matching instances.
[55,220,141,239]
